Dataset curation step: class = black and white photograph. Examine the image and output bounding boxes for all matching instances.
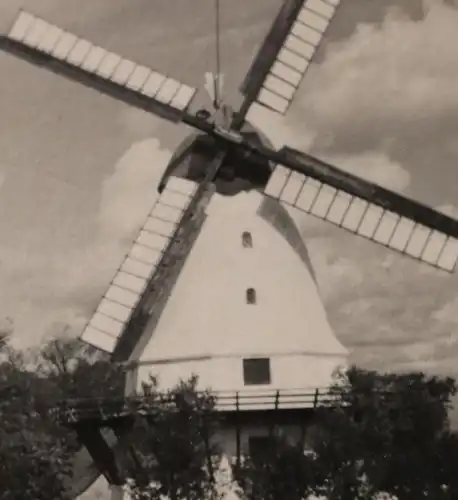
[1,1,458,499]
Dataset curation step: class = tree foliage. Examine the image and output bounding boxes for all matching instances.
[0,334,125,499]
[234,366,458,500]
[2,327,458,500]
[126,375,222,500]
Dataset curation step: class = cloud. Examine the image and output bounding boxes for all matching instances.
[290,0,458,209]
[300,2,458,145]
[98,138,172,239]
[432,295,458,325]
[323,152,410,192]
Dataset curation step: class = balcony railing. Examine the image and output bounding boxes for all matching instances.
[50,387,340,425]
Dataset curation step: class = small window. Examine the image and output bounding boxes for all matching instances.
[242,231,252,248]
[243,358,271,385]
[248,436,271,460]
[246,288,256,304]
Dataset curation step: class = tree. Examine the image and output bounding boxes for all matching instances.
[0,334,126,499]
[126,376,222,500]
[313,366,458,499]
[234,366,458,500]
[0,336,72,499]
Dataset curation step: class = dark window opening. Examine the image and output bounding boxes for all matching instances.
[243,358,271,385]
[246,288,256,304]
[248,436,271,461]
[242,231,252,248]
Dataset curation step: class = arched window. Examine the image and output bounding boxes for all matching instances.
[242,231,252,248]
[246,288,256,304]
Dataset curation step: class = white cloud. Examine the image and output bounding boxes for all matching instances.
[325,152,410,192]
[300,2,458,136]
[432,295,458,325]
[98,138,172,238]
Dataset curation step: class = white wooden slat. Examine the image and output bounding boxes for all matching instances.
[36,25,63,53]
[151,203,183,223]
[271,61,302,86]
[264,166,290,198]
[110,59,136,85]
[80,326,117,353]
[159,191,191,211]
[113,271,146,294]
[125,65,151,91]
[121,257,154,280]
[310,185,337,218]
[170,85,196,111]
[141,72,166,98]
[340,198,368,232]
[298,8,329,33]
[23,18,49,47]
[130,244,162,267]
[66,39,92,66]
[90,312,124,337]
[404,225,430,258]
[155,78,181,104]
[292,22,322,46]
[357,204,384,238]
[52,32,78,60]
[296,178,322,212]
[264,74,295,100]
[421,231,447,264]
[325,190,352,225]
[277,48,309,73]
[306,0,336,19]
[96,52,122,79]
[437,238,458,271]
[373,211,399,245]
[137,231,169,253]
[323,0,341,7]
[166,177,197,197]
[280,171,304,204]
[7,10,198,116]
[8,11,35,41]
[388,218,415,251]
[258,88,289,114]
[106,284,139,309]
[80,45,107,72]
[97,297,132,323]
[144,217,176,238]
[284,34,315,60]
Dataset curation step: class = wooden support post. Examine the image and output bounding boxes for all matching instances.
[75,425,125,486]
[110,365,139,500]
[235,392,241,470]
[268,390,280,441]
[313,388,319,408]
[201,414,215,487]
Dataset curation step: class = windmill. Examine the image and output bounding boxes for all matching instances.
[2,0,458,498]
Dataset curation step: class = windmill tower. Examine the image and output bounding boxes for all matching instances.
[2,0,458,498]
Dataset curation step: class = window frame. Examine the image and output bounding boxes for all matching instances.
[243,357,271,386]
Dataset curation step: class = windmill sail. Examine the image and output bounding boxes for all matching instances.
[264,146,458,271]
[80,177,200,354]
[237,0,340,121]
[0,10,197,123]
[82,148,227,359]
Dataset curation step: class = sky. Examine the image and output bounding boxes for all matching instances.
[0,0,458,389]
